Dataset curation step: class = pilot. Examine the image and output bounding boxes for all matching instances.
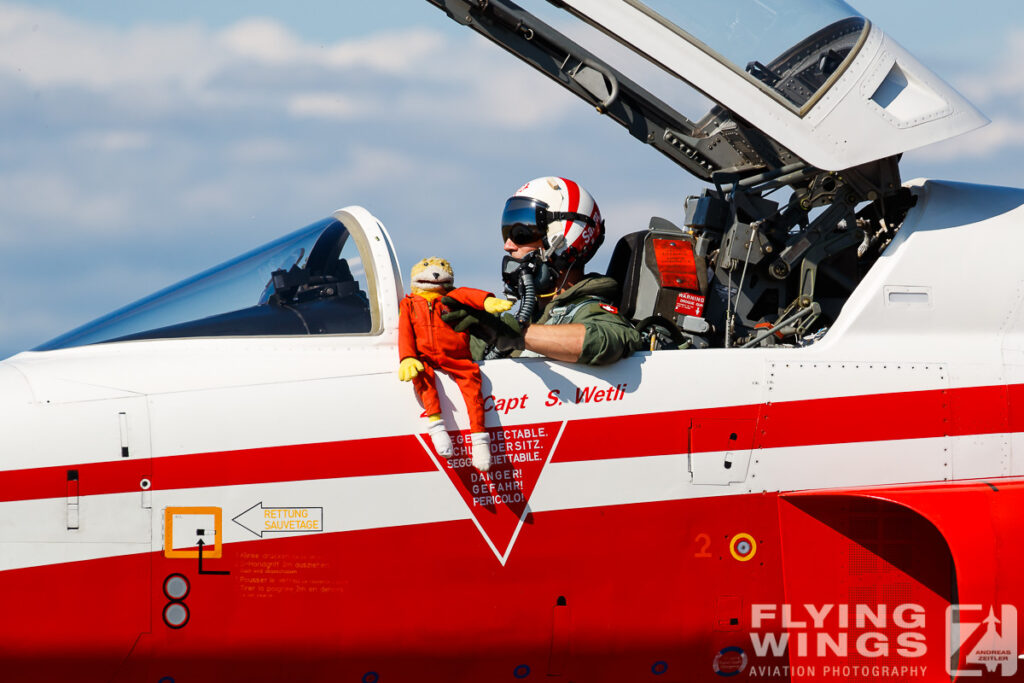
[444,176,641,364]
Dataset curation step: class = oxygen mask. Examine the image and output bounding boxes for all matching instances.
[500,250,557,324]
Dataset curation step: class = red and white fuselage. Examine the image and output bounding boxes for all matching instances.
[2,180,1024,681]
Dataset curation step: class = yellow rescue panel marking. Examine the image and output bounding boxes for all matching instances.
[164,506,223,559]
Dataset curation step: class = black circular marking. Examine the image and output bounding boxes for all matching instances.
[163,573,190,601]
[162,601,190,629]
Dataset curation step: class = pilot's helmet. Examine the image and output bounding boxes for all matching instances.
[501,176,604,271]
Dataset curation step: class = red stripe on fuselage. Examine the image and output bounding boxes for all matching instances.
[552,383,1009,461]
[0,434,431,504]
[0,385,1014,503]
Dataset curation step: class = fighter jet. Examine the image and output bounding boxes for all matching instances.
[0,1,1019,680]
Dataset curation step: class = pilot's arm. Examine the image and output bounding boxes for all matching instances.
[444,287,511,314]
[554,302,643,365]
[444,298,640,365]
[522,324,584,362]
[521,309,641,364]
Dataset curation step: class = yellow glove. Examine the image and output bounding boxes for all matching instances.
[398,357,424,381]
[484,297,513,314]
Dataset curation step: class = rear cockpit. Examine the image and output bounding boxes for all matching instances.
[425,0,989,350]
[605,167,918,349]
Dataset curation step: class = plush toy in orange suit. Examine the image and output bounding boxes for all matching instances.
[398,257,511,472]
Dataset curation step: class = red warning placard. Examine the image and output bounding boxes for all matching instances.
[675,291,706,317]
[424,422,562,562]
[651,238,698,290]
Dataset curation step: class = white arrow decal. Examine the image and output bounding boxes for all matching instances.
[232,502,324,538]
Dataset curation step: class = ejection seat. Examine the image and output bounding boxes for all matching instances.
[605,217,712,349]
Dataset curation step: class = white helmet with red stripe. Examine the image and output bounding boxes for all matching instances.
[501,176,605,270]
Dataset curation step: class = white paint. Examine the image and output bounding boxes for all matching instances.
[555,1,988,170]
[2,183,1024,573]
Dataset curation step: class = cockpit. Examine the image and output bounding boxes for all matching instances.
[422,0,987,349]
[35,214,381,351]
[34,0,989,354]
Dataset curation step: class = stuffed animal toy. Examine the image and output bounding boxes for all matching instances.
[398,257,511,472]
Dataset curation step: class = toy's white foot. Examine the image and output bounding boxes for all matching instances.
[471,432,491,472]
[428,420,453,458]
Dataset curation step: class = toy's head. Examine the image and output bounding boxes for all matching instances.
[410,257,455,295]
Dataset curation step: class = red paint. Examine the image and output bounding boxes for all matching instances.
[785,479,1024,677]
[561,176,580,216]
[777,494,953,681]
[553,405,758,463]
[0,456,152,504]
[0,434,431,503]
[431,422,561,557]
[7,481,1020,681]
[0,492,787,682]
[0,383,1017,504]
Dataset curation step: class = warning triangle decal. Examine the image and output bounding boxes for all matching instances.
[419,421,565,564]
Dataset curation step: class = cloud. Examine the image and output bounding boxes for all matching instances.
[0,2,578,132]
[226,137,297,164]
[0,2,586,245]
[0,5,431,123]
[959,30,1024,104]
[427,53,578,129]
[74,130,152,152]
[220,18,445,75]
[0,4,221,91]
[912,117,1024,161]
[217,17,305,66]
[286,93,369,121]
[912,30,1024,163]
[0,5,451,94]
[320,29,445,74]
[0,169,135,238]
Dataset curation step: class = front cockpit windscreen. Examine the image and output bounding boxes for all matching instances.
[35,217,376,350]
[625,0,867,110]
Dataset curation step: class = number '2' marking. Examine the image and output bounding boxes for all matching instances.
[694,533,712,558]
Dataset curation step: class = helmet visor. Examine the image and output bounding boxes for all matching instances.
[501,197,548,245]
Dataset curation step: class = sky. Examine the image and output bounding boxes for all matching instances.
[1,0,1022,358]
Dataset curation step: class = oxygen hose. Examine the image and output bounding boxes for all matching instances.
[516,270,537,324]
[485,270,536,360]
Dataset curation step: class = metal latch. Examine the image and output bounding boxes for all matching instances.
[66,469,79,530]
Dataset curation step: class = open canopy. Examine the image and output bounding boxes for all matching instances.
[428,0,988,178]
